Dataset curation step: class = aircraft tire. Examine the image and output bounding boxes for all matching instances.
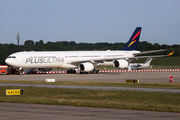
[96,70,100,74]
[90,71,94,74]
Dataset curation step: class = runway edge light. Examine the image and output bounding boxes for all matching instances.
[6,89,24,96]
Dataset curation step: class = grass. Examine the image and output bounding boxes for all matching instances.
[1,86,180,112]
[1,80,180,89]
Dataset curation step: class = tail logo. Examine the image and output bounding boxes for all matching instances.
[128,30,141,47]
[167,51,175,56]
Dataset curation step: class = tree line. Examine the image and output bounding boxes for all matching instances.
[0,40,179,65]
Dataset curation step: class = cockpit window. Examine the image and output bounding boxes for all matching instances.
[8,56,16,58]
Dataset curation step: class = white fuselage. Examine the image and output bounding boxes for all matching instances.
[5,50,140,69]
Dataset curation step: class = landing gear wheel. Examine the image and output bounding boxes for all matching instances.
[67,69,76,74]
[96,70,100,74]
[73,70,76,74]
[90,70,94,74]
[90,70,100,74]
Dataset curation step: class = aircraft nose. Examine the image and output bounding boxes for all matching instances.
[5,58,11,65]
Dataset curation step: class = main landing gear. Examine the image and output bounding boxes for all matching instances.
[90,70,100,74]
[67,69,77,74]
[66,69,100,74]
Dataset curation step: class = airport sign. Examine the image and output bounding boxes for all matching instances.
[6,89,24,96]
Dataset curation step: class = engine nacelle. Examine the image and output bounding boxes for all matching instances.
[78,62,94,72]
[113,59,128,68]
[38,68,52,71]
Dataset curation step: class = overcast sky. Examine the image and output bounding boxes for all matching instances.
[0,0,180,45]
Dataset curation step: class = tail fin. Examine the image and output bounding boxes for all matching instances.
[122,27,142,50]
[143,58,152,65]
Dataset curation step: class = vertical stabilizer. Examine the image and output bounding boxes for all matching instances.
[122,27,142,50]
[144,58,152,65]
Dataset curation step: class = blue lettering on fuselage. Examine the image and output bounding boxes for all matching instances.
[25,56,64,64]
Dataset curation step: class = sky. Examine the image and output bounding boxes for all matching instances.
[0,0,180,45]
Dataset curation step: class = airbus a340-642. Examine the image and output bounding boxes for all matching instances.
[5,27,174,74]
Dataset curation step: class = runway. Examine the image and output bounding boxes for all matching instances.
[1,102,180,120]
[0,71,180,83]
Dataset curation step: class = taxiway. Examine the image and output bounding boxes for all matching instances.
[1,102,180,120]
[0,71,180,83]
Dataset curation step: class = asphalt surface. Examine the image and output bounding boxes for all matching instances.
[1,71,180,93]
[1,83,180,93]
[1,71,180,119]
[1,102,180,120]
[0,71,180,83]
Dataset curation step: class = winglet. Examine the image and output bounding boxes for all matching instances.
[167,51,175,56]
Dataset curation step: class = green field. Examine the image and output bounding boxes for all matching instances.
[1,86,180,112]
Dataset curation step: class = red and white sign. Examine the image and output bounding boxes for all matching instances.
[169,75,174,80]
[169,75,174,82]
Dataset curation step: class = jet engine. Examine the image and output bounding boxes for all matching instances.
[113,59,128,68]
[38,68,52,71]
[78,62,94,72]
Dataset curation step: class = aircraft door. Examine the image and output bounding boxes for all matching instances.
[21,56,26,62]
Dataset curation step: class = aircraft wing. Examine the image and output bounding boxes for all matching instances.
[128,51,174,61]
[68,51,174,66]
[130,55,168,60]
[133,49,166,56]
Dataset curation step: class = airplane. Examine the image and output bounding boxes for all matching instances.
[5,27,174,74]
[127,58,153,70]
